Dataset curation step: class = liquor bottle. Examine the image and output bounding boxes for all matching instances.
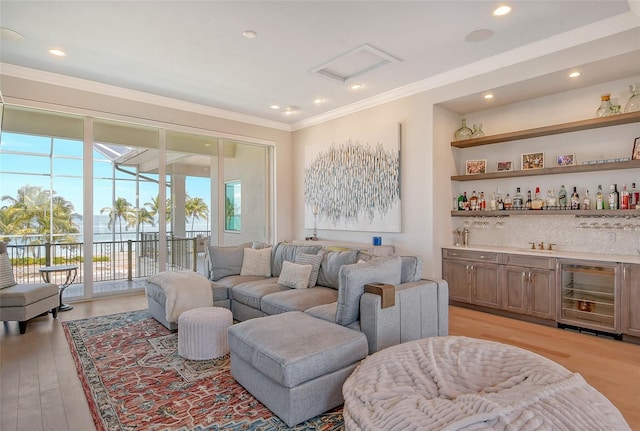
[546,189,557,209]
[595,185,605,210]
[570,186,580,210]
[582,189,591,210]
[525,189,532,210]
[469,190,479,210]
[462,191,469,210]
[620,184,630,209]
[608,184,619,210]
[479,191,486,211]
[496,188,504,210]
[531,187,544,210]
[504,193,513,210]
[631,183,639,209]
[457,193,465,210]
[513,187,524,210]
[489,192,497,211]
[558,185,568,209]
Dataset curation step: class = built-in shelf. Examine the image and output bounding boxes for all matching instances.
[451,160,640,181]
[451,111,640,148]
[450,209,640,217]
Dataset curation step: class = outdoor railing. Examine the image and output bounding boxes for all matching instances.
[6,235,202,286]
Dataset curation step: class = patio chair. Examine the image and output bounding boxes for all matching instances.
[0,242,59,334]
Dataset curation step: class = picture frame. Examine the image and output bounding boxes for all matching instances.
[633,137,640,160]
[557,153,576,166]
[496,160,513,172]
[521,152,544,170]
[465,159,486,175]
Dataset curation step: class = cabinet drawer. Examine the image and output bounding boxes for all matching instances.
[504,253,555,269]
[443,249,499,263]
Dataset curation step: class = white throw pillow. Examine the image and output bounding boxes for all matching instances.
[240,247,272,277]
[278,260,313,289]
[0,253,17,289]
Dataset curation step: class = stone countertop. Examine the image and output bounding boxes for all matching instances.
[442,244,640,264]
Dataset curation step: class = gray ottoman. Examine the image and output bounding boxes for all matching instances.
[178,307,233,360]
[228,311,368,427]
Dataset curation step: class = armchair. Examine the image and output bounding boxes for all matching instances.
[0,242,59,334]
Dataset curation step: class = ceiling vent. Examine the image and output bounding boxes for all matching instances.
[311,44,401,83]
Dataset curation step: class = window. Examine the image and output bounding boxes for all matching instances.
[224,180,241,232]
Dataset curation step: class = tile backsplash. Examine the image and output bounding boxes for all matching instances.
[452,214,640,256]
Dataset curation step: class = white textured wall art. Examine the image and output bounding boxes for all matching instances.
[304,123,401,232]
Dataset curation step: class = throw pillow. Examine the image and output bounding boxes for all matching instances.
[294,253,322,287]
[271,243,322,277]
[240,247,272,277]
[277,260,313,289]
[0,253,17,289]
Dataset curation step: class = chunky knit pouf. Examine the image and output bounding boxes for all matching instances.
[178,307,232,360]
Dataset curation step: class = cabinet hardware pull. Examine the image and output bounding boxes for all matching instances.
[451,253,460,256]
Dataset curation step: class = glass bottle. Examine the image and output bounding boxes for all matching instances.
[630,182,639,209]
[457,193,465,211]
[624,83,640,113]
[532,187,544,210]
[462,191,469,210]
[504,193,513,210]
[469,190,479,211]
[496,188,504,210]
[489,192,497,211]
[596,185,605,210]
[471,123,485,138]
[570,186,580,210]
[558,185,568,209]
[546,189,556,209]
[582,189,591,210]
[596,93,613,117]
[454,118,473,141]
[513,187,524,210]
[525,189,532,210]
[620,184,630,210]
[479,191,486,211]
[608,184,619,210]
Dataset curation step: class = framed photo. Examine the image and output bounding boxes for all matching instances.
[496,160,512,172]
[465,159,486,175]
[521,152,544,170]
[633,137,640,160]
[557,154,575,166]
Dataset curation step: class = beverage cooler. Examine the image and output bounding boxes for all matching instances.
[557,259,621,336]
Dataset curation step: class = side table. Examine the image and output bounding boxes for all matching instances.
[39,265,78,312]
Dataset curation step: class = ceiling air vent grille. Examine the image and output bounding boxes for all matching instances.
[311,44,401,83]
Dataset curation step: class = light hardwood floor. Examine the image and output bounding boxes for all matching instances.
[1,297,639,430]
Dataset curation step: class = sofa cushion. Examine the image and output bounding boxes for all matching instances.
[231,278,288,310]
[228,311,368,388]
[317,250,360,289]
[240,247,272,277]
[400,256,423,282]
[0,253,17,289]
[271,243,322,277]
[261,286,339,315]
[206,243,252,281]
[295,253,322,287]
[0,282,59,306]
[335,256,402,326]
[277,261,313,289]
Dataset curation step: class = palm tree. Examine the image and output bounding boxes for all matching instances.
[101,197,135,250]
[127,207,156,233]
[144,195,171,226]
[185,196,209,232]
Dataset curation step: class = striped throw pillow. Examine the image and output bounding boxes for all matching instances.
[295,253,322,287]
[0,253,17,289]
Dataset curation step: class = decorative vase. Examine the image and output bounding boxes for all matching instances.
[624,83,640,113]
[454,118,473,141]
[471,123,485,138]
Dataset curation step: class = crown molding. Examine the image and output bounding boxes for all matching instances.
[0,63,292,132]
[291,10,640,131]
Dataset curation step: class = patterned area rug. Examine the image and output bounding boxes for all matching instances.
[63,309,344,431]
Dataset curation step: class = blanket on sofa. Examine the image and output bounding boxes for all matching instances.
[343,336,630,431]
[148,271,212,323]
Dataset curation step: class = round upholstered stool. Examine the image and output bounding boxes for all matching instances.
[177,307,233,360]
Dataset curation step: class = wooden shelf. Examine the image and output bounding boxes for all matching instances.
[450,209,640,217]
[452,160,640,181]
[451,111,640,148]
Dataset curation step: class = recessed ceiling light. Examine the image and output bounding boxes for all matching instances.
[269,104,281,110]
[569,71,581,78]
[313,98,326,104]
[484,94,494,99]
[350,83,363,90]
[284,106,301,115]
[48,48,66,56]
[465,29,494,43]
[493,5,512,16]
[242,30,257,39]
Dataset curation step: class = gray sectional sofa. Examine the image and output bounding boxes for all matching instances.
[146,241,449,426]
